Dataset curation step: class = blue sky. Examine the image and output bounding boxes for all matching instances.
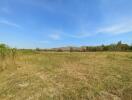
[0,0,132,48]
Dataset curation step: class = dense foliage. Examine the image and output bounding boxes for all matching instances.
[0,44,17,66]
[84,41,131,52]
[55,41,132,52]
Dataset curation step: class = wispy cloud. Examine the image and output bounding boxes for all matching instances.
[98,21,132,35]
[49,33,60,40]
[65,21,132,39]
[55,20,132,39]
[0,19,21,28]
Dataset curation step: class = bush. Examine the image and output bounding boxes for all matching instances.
[0,43,17,70]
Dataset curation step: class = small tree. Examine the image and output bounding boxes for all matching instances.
[130,44,132,51]
[0,44,9,60]
[11,48,17,64]
[0,44,10,70]
[69,47,73,52]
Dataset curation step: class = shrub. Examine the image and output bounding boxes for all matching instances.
[0,43,17,70]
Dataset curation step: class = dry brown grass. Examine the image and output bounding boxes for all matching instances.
[0,52,132,100]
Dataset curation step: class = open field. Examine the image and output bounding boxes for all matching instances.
[0,52,132,100]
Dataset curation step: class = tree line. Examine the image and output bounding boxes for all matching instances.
[82,41,132,52]
[1,41,132,53]
[50,41,132,52]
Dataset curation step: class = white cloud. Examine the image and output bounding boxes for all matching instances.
[0,19,21,28]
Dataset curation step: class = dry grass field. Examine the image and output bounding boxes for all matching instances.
[0,52,132,100]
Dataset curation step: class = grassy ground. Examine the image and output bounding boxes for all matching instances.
[0,52,132,100]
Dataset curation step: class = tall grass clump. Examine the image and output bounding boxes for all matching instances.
[0,44,17,71]
[0,44,9,70]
